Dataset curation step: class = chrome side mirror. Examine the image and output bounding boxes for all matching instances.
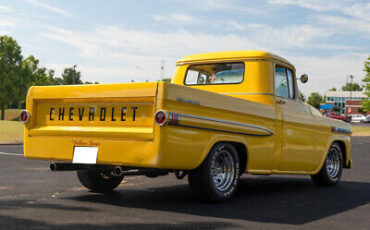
[300,74,308,83]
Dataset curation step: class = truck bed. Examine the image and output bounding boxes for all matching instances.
[24,82,276,170]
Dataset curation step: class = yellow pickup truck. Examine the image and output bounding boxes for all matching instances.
[22,51,352,201]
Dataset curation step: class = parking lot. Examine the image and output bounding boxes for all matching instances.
[352,122,370,127]
[0,136,369,230]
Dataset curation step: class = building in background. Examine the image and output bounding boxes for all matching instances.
[325,91,367,114]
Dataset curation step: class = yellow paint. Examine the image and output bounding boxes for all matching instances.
[24,51,352,174]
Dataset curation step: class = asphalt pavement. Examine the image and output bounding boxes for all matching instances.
[0,137,369,230]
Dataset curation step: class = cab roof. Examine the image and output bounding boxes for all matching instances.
[177,50,294,69]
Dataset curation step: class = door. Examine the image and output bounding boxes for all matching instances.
[274,65,319,172]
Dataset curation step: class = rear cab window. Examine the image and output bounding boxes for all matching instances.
[185,62,244,85]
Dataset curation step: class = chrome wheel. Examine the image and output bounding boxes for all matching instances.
[325,147,341,180]
[211,149,235,192]
[311,142,343,186]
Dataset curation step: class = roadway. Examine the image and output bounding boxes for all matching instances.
[0,137,369,229]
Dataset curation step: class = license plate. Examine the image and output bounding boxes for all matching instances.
[73,147,98,164]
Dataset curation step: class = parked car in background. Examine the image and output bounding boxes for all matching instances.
[362,115,370,123]
[350,114,366,123]
[325,111,350,122]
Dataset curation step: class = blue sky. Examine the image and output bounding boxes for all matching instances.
[0,0,369,96]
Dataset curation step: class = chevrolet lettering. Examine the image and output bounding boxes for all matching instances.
[48,106,138,122]
[23,51,352,202]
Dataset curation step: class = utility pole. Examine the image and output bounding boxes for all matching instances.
[72,65,77,84]
[349,75,354,115]
[160,60,165,81]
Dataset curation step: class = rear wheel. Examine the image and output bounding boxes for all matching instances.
[77,170,124,192]
[188,143,240,202]
[311,143,343,186]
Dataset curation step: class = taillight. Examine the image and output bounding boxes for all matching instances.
[154,110,167,126]
[20,110,30,124]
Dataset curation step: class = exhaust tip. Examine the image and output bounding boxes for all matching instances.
[114,166,123,176]
[50,163,57,171]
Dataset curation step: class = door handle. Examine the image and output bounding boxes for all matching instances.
[276,99,286,104]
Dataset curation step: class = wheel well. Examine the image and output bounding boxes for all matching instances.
[333,141,347,168]
[231,142,248,174]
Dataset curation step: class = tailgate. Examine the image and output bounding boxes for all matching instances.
[26,82,158,141]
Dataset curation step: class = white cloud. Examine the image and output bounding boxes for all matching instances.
[194,0,267,15]
[247,24,332,48]
[342,2,370,21]
[268,0,341,12]
[23,0,72,17]
[2,0,366,96]
[40,25,266,61]
[316,15,370,34]
[0,5,12,12]
[291,54,368,96]
[38,23,367,96]
[39,25,266,82]
[268,0,370,21]
[151,14,203,24]
[224,20,245,31]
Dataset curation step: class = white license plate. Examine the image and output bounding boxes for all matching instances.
[73,147,98,164]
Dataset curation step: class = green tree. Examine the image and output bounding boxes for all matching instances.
[61,66,83,85]
[307,92,324,109]
[0,36,23,120]
[333,106,340,112]
[329,87,337,91]
[361,56,370,111]
[341,82,362,91]
[161,78,171,83]
[50,72,63,85]
[299,91,306,102]
[22,55,54,86]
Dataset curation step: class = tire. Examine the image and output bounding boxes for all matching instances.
[311,143,343,186]
[77,170,124,192]
[188,143,240,202]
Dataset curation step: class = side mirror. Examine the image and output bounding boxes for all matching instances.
[300,74,308,83]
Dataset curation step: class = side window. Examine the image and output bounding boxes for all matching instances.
[275,65,295,99]
[275,66,289,98]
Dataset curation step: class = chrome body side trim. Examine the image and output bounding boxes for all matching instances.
[168,112,274,136]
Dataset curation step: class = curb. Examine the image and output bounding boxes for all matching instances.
[0,140,23,145]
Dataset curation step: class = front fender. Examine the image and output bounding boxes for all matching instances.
[313,134,351,175]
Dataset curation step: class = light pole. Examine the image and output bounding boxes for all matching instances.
[349,75,354,114]
[72,65,77,84]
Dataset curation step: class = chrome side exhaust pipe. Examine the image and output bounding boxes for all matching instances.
[49,163,170,177]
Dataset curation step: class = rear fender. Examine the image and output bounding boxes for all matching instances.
[193,134,249,170]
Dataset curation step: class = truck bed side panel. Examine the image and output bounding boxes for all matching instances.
[156,82,277,172]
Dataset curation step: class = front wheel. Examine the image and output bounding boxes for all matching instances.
[311,143,343,186]
[188,143,240,202]
[77,170,124,192]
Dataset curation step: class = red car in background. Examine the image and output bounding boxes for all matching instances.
[324,111,350,122]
